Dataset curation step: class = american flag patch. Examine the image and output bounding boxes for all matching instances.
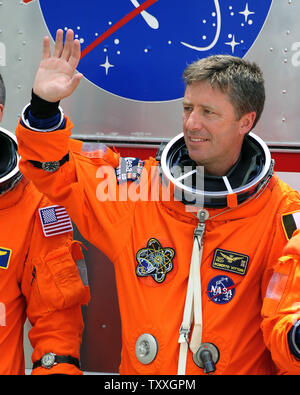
[39,205,73,237]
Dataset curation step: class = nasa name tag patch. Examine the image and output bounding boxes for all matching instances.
[0,247,12,270]
[207,275,236,304]
[211,248,249,276]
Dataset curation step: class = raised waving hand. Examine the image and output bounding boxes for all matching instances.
[33,29,83,103]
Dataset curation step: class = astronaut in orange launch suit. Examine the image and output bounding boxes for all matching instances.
[16,29,300,374]
[0,73,89,375]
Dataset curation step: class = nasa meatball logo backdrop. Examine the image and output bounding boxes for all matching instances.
[38,0,272,102]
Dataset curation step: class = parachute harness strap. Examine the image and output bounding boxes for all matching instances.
[177,209,209,375]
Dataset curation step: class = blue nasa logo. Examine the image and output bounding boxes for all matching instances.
[38,0,272,101]
[207,275,236,305]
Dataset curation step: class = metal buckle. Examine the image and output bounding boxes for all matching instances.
[41,161,60,172]
[179,325,190,344]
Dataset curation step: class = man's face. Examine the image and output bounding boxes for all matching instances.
[183,81,255,176]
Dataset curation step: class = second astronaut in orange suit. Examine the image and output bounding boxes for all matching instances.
[0,73,89,375]
[16,29,300,374]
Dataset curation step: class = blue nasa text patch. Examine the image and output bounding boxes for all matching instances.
[207,275,236,304]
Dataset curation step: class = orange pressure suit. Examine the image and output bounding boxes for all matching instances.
[16,116,300,375]
[0,173,89,375]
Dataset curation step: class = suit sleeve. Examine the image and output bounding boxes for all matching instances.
[261,222,300,375]
[16,115,147,261]
[21,196,90,375]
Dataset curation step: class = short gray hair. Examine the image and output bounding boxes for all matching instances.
[183,55,265,130]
